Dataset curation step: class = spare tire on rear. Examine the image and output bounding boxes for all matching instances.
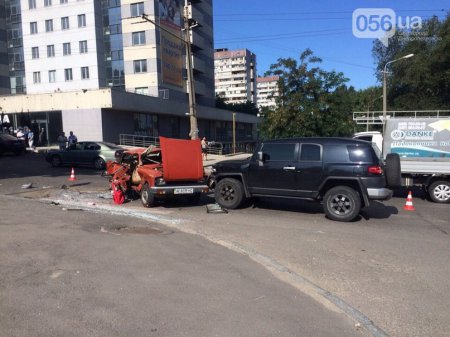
[385,153,401,187]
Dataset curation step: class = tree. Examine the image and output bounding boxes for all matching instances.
[372,14,450,110]
[259,49,355,139]
[215,95,259,115]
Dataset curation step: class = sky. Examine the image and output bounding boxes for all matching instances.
[213,0,449,90]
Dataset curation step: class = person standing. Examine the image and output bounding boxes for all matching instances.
[28,128,34,151]
[39,127,45,146]
[201,137,208,160]
[68,131,78,148]
[57,132,67,150]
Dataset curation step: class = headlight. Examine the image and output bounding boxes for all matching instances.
[155,177,166,186]
[210,167,216,173]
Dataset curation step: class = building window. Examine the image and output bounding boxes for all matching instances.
[131,2,144,17]
[44,0,52,6]
[29,0,36,9]
[60,0,68,3]
[49,70,56,83]
[33,72,41,84]
[81,67,90,79]
[79,40,88,53]
[135,87,149,95]
[47,45,55,57]
[64,68,73,81]
[32,47,39,59]
[133,59,147,73]
[61,17,70,30]
[45,19,53,32]
[30,22,38,34]
[78,14,86,27]
[132,31,146,46]
[63,42,71,55]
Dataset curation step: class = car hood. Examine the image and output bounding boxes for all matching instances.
[213,158,251,172]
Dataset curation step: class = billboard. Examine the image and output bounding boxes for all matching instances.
[159,0,184,87]
[384,118,450,158]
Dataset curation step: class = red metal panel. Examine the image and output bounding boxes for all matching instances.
[160,137,203,181]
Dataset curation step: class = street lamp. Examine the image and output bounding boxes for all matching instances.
[232,112,236,154]
[382,53,414,130]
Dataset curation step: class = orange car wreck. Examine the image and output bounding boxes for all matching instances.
[105,137,209,207]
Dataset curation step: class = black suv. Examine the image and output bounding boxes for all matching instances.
[210,138,400,222]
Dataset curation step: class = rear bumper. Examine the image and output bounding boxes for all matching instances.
[367,188,393,200]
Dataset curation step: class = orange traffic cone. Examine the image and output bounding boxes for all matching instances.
[403,191,415,211]
[68,167,77,181]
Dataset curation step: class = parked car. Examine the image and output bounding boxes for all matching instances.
[0,133,26,156]
[209,137,400,222]
[45,141,123,169]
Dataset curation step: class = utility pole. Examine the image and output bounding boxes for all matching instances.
[183,2,198,140]
[141,5,198,140]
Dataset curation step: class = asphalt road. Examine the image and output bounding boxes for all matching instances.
[0,153,363,337]
[1,151,450,337]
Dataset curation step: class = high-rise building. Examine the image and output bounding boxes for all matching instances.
[0,0,256,146]
[214,48,257,105]
[256,75,279,110]
[0,0,9,95]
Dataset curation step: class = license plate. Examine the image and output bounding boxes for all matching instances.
[174,188,194,194]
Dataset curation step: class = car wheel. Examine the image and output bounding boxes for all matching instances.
[51,155,62,167]
[215,178,245,209]
[385,153,401,187]
[94,157,106,170]
[141,183,155,208]
[323,186,361,222]
[428,180,450,203]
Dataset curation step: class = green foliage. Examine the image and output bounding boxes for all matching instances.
[215,95,259,115]
[372,14,450,110]
[259,49,355,139]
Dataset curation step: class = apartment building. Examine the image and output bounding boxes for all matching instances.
[214,48,257,105]
[1,0,256,145]
[256,75,279,110]
[0,0,10,95]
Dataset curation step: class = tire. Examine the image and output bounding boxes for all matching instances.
[141,183,155,208]
[215,178,245,209]
[428,180,450,203]
[385,153,401,187]
[323,186,361,222]
[94,157,106,170]
[51,155,62,167]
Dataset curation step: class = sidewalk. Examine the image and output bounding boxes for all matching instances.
[34,145,252,168]
[203,152,252,167]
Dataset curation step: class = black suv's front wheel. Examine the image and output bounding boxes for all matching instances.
[323,186,361,222]
[215,178,245,209]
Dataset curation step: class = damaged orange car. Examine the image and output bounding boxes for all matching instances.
[105,136,209,207]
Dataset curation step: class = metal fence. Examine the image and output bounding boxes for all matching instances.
[118,134,256,155]
[353,110,450,125]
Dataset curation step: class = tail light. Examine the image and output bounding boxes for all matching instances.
[367,165,383,175]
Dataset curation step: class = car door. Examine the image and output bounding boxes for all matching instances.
[295,143,323,197]
[246,142,300,196]
[81,142,101,165]
[63,143,84,165]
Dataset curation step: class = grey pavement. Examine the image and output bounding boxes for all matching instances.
[2,151,450,337]
[0,195,363,337]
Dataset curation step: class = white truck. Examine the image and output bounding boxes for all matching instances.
[353,111,450,203]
